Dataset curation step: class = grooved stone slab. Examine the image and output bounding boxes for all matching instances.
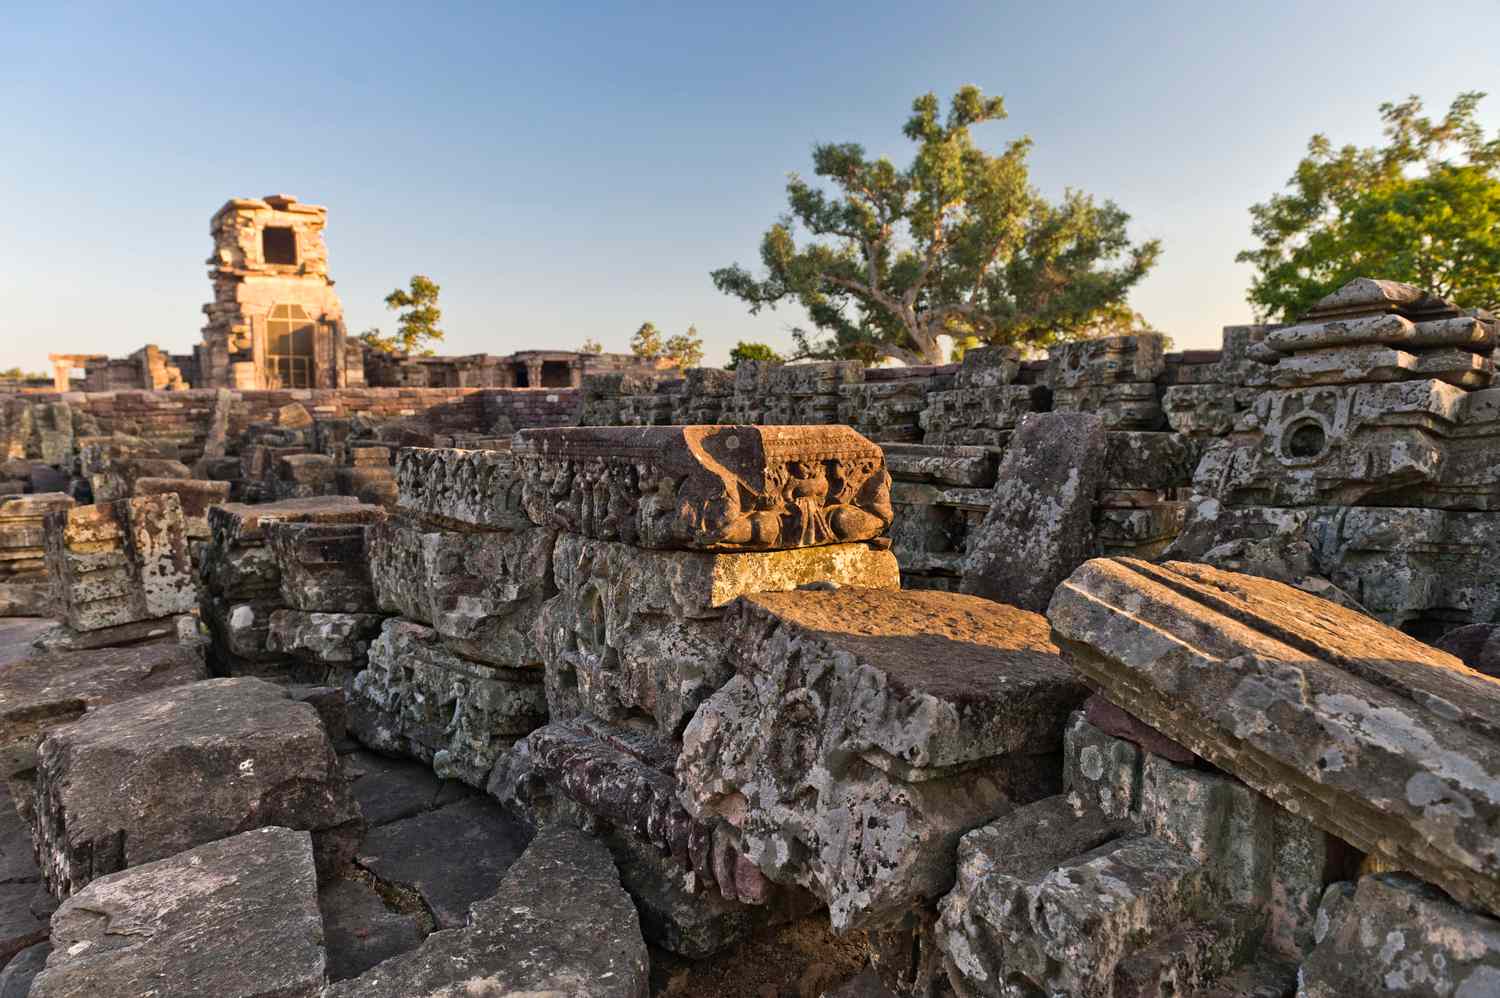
[328,823,647,997]
[1047,557,1500,918]
[30,827,325,998]
[32,677,362,897]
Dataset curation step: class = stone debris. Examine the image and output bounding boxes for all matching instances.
[679,587,1086,931]
[326,823,648,998]
[515,424,892,550]
[32,677,362,896]
[30,827,325,998]
[1048,556,1500,917]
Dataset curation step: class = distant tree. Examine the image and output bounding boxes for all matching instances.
[712,85,1160,364]
[665,325,705,370]
[726,341,785,369]
[630,322,664,360]
[0,367,46,381]
[1239,92,1500,320]
[360,275,444,355]
[578,338,605,354]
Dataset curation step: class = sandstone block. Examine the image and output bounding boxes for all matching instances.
[540,533,900,739]
[0,643,205,782]
[32,677,362,896]
[30,827,325,998]
[266,610,383,665]
[265,520,380,612]
[1047,334,1167,387]
[516,425,892,551]
[366,513,434,621]
[351,619,547,786]
[960,411,1107,611]
[395,446,531,531]
[422,525,556,665]
[1047,557,1500,917]
[678,588,1085,930]
[131,477,230,537]
[43,494,195,632]
[1299,873,1500,997]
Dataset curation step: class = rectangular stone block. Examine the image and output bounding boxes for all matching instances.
[43,494,195,632]
[31,827,326,998]
[395,447,531,531]
[1048,557,1500,918]
[422,525,556,666]
[1047,334,1167,387]
[540,533,900,739]
[351,619,547,787]
[32,677,361,897]
[265,520,380,612]
[678,588,1086,929]
[515,425,892,551]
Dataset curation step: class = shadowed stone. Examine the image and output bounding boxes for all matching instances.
[30,827,325,998]
[327,823,647,997]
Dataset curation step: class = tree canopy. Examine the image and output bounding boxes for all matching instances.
[1239,92,1500,321]
[360,275,444,355]
[726,341,785,370]
[578,337,605,354]
[631,322,704,370]
[712,86,1160,364]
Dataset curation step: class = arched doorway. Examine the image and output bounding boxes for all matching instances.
[267,304,315,387]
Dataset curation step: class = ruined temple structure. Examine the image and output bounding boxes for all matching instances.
[0,276,1498,997]
[196,194,358,391]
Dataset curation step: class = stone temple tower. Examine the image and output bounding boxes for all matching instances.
[198,194,360,389]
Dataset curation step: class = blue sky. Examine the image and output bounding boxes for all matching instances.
[3,0,1498,370]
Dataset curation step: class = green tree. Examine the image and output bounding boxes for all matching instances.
[630,321,664,360]
[360,275,444,355]
[578,338,605,354]
[726,341,785,370]
[664,325,705,370]
[712,86,1160,365]
[1239,92,1500,321]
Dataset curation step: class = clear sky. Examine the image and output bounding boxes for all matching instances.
[3,0,1498,371]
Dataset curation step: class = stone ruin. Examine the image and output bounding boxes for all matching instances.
[0,276,1496,996]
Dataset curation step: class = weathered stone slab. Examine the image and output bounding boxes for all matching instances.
[265,520,380,612]
[919,385,1045,446]
[43,494,195,632]
[1298,277,1458,323]
[205,496,378,551]
[960,411,1107,611]
[679,588,1084,930]
[30,827,325,998]
[1047,334,1167,387]
[422,525,556,665]
[351,619,547,786]
[356,795,529,929]
[365,512,434,621]
[880,443,998,488]
[516,425,892,551]
[131,477,230,537]
[318,877,427,983]
[1264,312,1495,354]
[540,533,900,739]
[1299,873,1500,997]
[33,677,362,896]
[0,642,205,781]
[395,446,531,531]
[326,823,647,998]
[1047,557,1500,917]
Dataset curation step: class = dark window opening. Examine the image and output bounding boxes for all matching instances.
[266,303,315,388]
[513,365,530,388]
[540,360,571,387]
[263,227,297,265]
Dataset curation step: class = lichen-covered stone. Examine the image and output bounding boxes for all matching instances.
[678,588,1084,930]
[266,610,383,665]
[515,425,892,551]
[32,677,362,896]
[1299,873,1500,997]
[539,533,900,739]
[30,827,325,998]
[422,525,556,665]
[265,519,381,612]
[1048,557,1500,918]
[43,493,195,632]
[327,823,647,997]
[960,411,1107,610]
[395,446,531,531]
[351,619,547,786]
